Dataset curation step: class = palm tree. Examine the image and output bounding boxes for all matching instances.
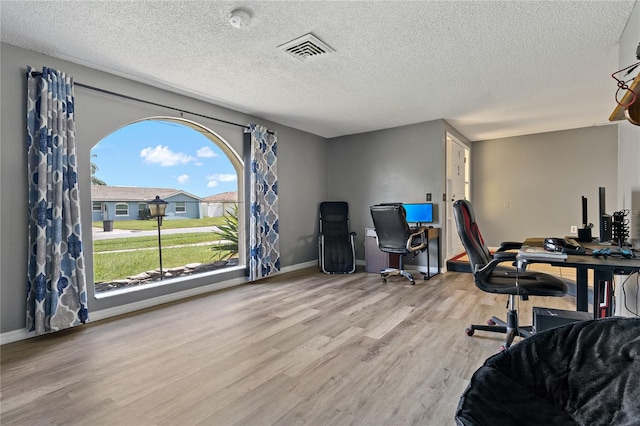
[210,203,239,260]
[91,154,107,186]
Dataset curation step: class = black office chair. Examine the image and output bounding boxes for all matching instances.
[452,199,569,349]
[369,203,429,285]
[318,201,356,274]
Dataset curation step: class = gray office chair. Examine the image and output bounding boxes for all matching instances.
[369,203,429,285]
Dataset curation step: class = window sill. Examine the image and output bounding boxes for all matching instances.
[94,264,245,299]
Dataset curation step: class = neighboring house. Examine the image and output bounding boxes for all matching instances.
[91,186,203,222]
[202,191,238,217]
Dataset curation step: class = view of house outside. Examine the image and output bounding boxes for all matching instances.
[90,119,241,293]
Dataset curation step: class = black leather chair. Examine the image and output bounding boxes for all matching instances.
[452,199,569,349]
[318,201,356,274]
[369,203,429,285]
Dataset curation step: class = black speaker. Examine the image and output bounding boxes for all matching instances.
[599,187,606,216]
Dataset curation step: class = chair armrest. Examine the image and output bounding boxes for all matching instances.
[492,251,517,262]
[475,253,517,276]
[406,227,429,252]
[496,241,522,252]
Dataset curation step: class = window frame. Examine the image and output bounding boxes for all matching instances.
[175,201,186,214]
[137,203,147,217]
[92,201,103,212]
[115,203,129,216]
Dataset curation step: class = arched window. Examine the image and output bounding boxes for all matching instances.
[90,118,243,293]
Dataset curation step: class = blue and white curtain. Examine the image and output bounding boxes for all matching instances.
[247,124,280,280]
[26,66,89,335]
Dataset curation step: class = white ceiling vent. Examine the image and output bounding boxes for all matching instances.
[278,33,335,62]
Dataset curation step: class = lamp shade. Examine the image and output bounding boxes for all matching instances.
[148,195,168,217]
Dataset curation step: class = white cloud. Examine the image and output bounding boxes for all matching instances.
[197,146,218,158]
[207,173,237,182]
[206,173,237,188]
[140,145,195,166]
[177,174,190,184]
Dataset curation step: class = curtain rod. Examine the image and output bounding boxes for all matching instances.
[28,70,268,133]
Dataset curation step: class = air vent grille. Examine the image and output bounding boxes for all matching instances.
[278,33,334,62]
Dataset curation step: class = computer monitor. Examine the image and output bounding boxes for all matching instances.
[403,203,433,225]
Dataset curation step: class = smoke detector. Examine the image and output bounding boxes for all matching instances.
[278,33,335,62]
[229,9,252,29]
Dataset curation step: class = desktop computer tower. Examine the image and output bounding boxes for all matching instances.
[532,307,592,333]
[600,214,612,243]
[599,187,612,243]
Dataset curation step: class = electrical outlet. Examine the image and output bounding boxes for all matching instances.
[570,225,578,233]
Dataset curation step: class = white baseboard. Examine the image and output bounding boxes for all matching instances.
[0,260,319,346]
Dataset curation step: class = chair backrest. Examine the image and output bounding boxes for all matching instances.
[319,201,350,240]
[370,204,411,254]
[452,199,493,270]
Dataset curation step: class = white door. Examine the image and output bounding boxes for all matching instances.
[446,134,470,260]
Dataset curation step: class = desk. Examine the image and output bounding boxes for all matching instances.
[420,227,441,279]
[364,227,440,279]
[519,238,640,318]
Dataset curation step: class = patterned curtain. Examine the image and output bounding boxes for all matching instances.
[26,66,89,335]
[247,124,280,280]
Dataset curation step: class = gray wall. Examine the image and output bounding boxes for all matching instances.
[0,43,327,334]
[617,1,640,248]
[326,120,454,264]
[472,126,618,246]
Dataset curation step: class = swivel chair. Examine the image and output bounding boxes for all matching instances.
[369,203,429,285]
[318,201,356,274]
[452,199,568,349]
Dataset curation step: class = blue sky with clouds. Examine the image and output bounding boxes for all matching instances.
[91,120,237,198]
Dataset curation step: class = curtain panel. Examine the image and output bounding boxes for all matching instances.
[26,66,89,335]
[247,124,280,281]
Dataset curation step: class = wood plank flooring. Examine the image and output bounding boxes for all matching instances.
[1,267,579,425]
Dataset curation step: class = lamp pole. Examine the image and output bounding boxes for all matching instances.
[148,195,168,280]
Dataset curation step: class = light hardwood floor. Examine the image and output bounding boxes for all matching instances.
[1,267,579,425]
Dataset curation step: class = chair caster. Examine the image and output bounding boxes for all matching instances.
[381,277,387,283]
[487,319,496,326]
[410,280,415,285]
[465,327,474,336]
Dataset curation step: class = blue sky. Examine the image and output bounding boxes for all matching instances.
[91,120,237,198]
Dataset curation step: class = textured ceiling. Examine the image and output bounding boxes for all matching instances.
[1,1,636,141]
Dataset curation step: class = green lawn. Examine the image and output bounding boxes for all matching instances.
[93,245,231,283]
[92,228,233,283]
[93,216,225,231]
[93,232,221,252]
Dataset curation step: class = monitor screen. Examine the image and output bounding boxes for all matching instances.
[403,203,433,224]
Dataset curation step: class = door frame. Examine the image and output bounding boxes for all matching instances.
[445,132,471,263]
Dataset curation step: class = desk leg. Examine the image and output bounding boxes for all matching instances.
[437,236,441,273]
[423,237,440,280]
[426,242,431,279]
[576,268,588,312]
